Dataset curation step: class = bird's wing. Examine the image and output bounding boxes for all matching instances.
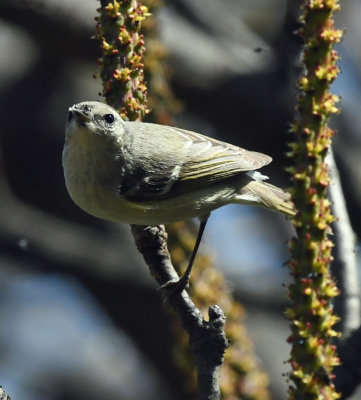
[120,122,272,200]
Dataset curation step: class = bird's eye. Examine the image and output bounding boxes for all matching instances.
[104,114,115,124]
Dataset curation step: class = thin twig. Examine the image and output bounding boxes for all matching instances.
[131,224,229,400]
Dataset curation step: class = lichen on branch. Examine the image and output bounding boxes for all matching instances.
[286,1,343,399]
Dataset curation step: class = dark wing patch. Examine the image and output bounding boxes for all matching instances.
[119,163,181,200]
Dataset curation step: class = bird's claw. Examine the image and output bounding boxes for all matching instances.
[158,275,190,304]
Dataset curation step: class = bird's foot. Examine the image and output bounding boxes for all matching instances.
[158,274,190,304]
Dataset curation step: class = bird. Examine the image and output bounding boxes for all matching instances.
[63,101,294,293]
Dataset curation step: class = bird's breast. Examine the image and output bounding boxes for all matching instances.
[62,133,121,218]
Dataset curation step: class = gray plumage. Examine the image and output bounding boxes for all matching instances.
[63,101,294,225]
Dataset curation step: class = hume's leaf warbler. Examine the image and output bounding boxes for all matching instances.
[63,101,294,292]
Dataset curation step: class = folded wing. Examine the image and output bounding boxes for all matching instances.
[120,123,272,200]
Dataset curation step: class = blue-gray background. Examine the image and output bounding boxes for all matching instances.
[0,1,360,399]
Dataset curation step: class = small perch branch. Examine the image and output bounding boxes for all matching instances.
[131,224,229,400]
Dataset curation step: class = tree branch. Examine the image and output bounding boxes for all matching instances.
[131,224,229,400]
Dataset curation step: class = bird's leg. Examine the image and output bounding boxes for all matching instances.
[179,217,208,288]
[160,215,209,299]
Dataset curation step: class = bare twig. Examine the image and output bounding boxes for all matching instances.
[131,224,229,400]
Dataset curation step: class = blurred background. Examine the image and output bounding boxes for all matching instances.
[0,0,360,399]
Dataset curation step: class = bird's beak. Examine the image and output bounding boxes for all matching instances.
[68,107,92,124]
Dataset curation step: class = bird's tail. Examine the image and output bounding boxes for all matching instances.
[236,180,295,216]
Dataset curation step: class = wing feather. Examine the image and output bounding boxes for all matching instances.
[120,122,272,200]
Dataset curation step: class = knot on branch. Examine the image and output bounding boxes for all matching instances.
[131,224,174,285]
[190,305,229,366]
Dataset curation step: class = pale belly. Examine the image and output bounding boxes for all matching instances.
[63,137,238,224]
[64,168,233,225]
